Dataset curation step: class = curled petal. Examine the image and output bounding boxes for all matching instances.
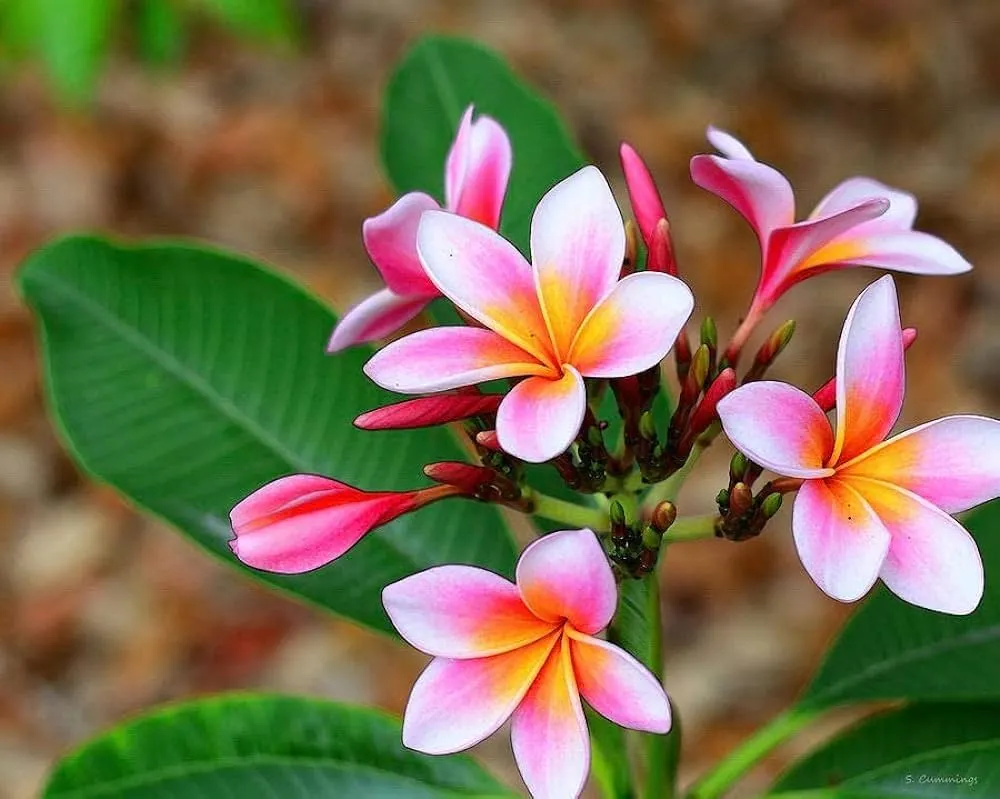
[792,478,890,602]
[416,211,555,365]
[620,142,667,245]
[839,415,1000,514]
[354,391,502,430]
[569,632,671,733]
[830,275,905,465]
[363,192,440,296]
[810,176,917,233]
[364,327,550,395]
[402,631,559,755]
[383,565,556,659]
[511,636,590,799]
[229,475,415,574]
[717,382,835,479]
[496,368,587,464]
[569,272,694,378]
[706,126,756,160]
[823,230,972,276]
[326,289,428,353]
[516,529,617,635]
[445,106,512,229]
[848,477,984,615]
[531,166,625,359]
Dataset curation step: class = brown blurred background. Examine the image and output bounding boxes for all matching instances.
[2,1,1000,796]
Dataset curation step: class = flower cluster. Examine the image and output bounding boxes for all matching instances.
[228,108,1000,798]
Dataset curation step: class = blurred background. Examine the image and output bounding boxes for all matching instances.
[2,0,999,796]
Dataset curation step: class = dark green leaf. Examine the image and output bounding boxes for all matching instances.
[195,0,298,46]
[136,0,186,68]
[43,693,513,798]
[381,35,585,254]
[588,708,633,799]
[34,0,117,105]
[20,235,516,634]
[800,501,1000,708]
[773,703,1000,794]
[613,575,660,673]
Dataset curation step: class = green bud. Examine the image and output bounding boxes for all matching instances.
[690,344,710,389]
[700,316,718,349]
[609,500,627,526]
[729,451,748,481]
[761,492,783,519]
[639,411,657,440]
[587,426,604,447]
[641,525,663,550]
[716,488,730,506]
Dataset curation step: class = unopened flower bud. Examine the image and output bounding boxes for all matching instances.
[355,391,502,430]
[729,451,749,482]
[620,142,667,246]
[641,525,663,550]
[760,492,783,519]
[475,430,502,451]
[647,218,678,276]
[650,500,677,532]
[686,344,710,396]
[609,499,627,526]
[424,462,496,494]
[639,411,658,441]
[728,482,753,518]
[700,316,717,351]
[687,368,737,439]
[716,488,730,507]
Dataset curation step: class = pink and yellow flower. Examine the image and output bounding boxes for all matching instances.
[327,105,512,352]
[363,166,694,463]
[717,276,1000,614]
[691,127,971,316]
[383,528,671,799]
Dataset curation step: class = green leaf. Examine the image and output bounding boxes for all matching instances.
[195,0,297,46]
[773,703,1000,794]
[800,501,1000,708]
[135,0,186,68]
[34,0,118,105]
[587,708,632,799]
[20,235,516,634]
[613,575,660,672]
[43,693,514,798]
[381,35,585,254]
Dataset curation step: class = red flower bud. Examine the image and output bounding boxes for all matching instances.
[688,368,737,439]
[355,391,502,430]
[620,142,667,246]
[813,327,917,411]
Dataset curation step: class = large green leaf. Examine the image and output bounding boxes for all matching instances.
[43,693,514,798]
[772,703,1000,794]
[800,501,1000,708]
[34,0,118,105]
[20,235,516,634]
[381,35,585,254]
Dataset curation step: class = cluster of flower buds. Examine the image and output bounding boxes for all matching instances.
[226,107,1000,798]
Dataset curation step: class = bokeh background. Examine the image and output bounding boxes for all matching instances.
[2,1,999,796]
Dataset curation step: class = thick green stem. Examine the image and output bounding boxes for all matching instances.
[644,438,710,509]
[685,707,822,799]
[664,514,718,543]
[528,491,609,531]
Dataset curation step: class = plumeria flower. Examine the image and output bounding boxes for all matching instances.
[383,528,671,799]
[690,127,971,317]
[363,166,694,463]
[327,105,512,352]
[229,474,460,573]
[717,276,1000,614]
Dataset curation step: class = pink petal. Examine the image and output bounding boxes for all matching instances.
[792,478,891,602]
[690,153,794,245]
[364,327,551,394]
[706,126,756,160]
[445,106,512,229]
[495,368,587,464]
[363,192,441,296]
[354,391,502,430]
[760,198,888,300]
[716,382,835,479]
[839,415,1000,514]
[810,176,917,233]
[229,475,413,574]
[569,631,671,733]
[847,477,984,615]
[531,166,625,359]
[516,529,617,635]
[326,288,428,353]
[824,230,972,275]
[402,631,559,755]
[383,565,556,658]
[416,210,556,366]
[829,275,905,465]
[620,142,667,244]
[568,272,694,378]
[511,636,590,799]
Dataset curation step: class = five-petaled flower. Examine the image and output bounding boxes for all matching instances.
[363,165,694,463]
[691,127,971,318]
[718,275,1000,614]
[383,528,671,799]
[327,105,512,352]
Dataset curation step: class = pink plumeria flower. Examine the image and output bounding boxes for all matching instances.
[383,528,671,799]
[327,105,512,352]
[718,276,1000,614]
[691,127,971,316]
[363,166,694,463]
[229,474,458,573]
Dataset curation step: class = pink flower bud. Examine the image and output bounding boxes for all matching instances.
[620,142,667,245]
[354,391,502,430]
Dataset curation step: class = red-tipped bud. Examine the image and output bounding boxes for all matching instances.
[620,142,667,245]
[813,326,917,412]
[688,368,737,439]
[229,475,447,574]
[423,462,497,493]
[355,392,502,430]
[475,430,502,451]
[647,218,679,276]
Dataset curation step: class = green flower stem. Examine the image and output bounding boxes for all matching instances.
[685,707,822,799]
[644,436,711,510]
[528,491,609,531]
[664,514,718,543]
